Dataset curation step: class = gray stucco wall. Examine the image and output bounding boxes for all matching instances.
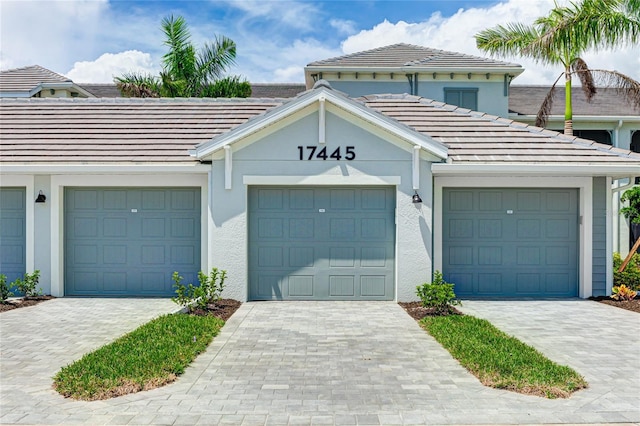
[592,176,607,296]
[209,110,435,302]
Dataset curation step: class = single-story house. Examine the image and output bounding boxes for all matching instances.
[1,80,639,300]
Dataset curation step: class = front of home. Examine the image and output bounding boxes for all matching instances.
[2,80,639,301]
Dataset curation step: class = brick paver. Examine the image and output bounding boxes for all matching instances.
[1,299,638,425]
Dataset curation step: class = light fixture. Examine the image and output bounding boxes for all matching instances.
[35,190,46,203]
[412,191,422,204]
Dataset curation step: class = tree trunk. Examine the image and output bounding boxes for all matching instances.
[564,68,573,136]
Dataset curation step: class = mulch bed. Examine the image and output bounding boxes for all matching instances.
[0,296,55,313]
[187,298,241,321]
[589,296,640,313]
[399,301,463,320]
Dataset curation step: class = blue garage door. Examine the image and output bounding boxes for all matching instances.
[443,188,578,298]
[65,188,200,297]
[249,186,395,300]
[0,188,26,284]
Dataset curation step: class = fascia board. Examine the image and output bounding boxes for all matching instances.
[0,92,30,98]
[0,164,210,174]
[509,114,640,122]
[192,87,448,160]
[432,163,640,177]
[306,65,524,75]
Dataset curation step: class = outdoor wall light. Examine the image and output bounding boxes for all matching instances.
[35,190,46,203]
[412,191,422,204]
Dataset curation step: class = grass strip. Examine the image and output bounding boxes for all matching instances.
[53,313,224,400]
[420,314,587,398]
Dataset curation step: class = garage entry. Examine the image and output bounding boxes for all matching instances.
[443,188,578,298]
[0,188,26,284]
[65,188,201,297]
[249,186,395,300]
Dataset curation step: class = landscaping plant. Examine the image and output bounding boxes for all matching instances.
[0,274,13,303]
[613,252,640,290]
[620,186,640,225]
[611,284,638,301]
[172,267,227,311]
[416,271,460,315]
[12,270,42,298]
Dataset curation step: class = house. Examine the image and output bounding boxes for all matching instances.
[2,81,639,301]
[0,65,94,99]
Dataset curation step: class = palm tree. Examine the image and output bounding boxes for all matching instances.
[475,0,640,135]
[116,15,251,98]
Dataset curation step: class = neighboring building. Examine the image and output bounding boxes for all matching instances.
[0,65,94,98]
[305,43,524,117]
[1,84,639,301]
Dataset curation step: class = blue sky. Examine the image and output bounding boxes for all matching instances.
[1,0,637,85]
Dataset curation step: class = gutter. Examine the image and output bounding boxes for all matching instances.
[432,163,640,178]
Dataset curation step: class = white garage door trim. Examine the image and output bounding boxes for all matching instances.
[434,176,594,298]
[49,174,208,296]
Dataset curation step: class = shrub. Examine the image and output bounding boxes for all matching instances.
[12,270,42,298]
[0,274,13,303]
[416,271,461,315]
[611,284,638,301]
[620,186,640,225]
[172,268,227,311]
[613,252,640,291]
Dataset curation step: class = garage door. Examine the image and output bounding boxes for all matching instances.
[249,186,395,300]
[0,188,26,284]
[65,188,200,297]
[443,188,578,298]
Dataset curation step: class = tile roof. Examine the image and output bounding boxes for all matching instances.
[510,85,640,117]
[0,65,71,93]
[1,91,639,166]
[0,98,282,163]
[307,43,522,70]
[79,84,121,98]
[360,94,640,164]
[250,83,306,98]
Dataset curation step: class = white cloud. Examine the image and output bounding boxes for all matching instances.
[329,19,357,35]
[223,0,320,31]
[66,51,158,83]
[340,0,639,85]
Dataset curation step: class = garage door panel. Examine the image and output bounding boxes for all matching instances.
[65,188,200,297]
[249,186,395,301]
[444,188,578,298]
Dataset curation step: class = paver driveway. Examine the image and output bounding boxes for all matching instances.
[0,298,638,425]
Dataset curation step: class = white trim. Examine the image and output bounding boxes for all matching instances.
[224,145,232,190]
[0,175,35,274]
[432,163,640,177]
[318,96,326,144]
[433,176,593,298]
[606,176,614,295]
[509,114,640,123]
[243,175,401,186]
[0,164,210,174]
[49,174,208,297]
[412,145,421,190]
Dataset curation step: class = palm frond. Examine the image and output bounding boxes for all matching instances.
[475,23,546,61]
[114,73,160,98]
[585,69,640,111]
[535,74,563,127]
[196,36,237,85]
[571,58,597,102]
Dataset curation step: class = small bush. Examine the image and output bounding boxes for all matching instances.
[613,252,640,291]
[12,270,43,298]
[611,284,638,301]
[172,268,227,311]
[0,274,13,303]
[416,271,461,315]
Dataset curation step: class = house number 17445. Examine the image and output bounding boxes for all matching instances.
[297,146,356,161]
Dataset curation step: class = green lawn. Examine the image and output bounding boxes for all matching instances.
[53,313,224,400]
[420,314,587,398]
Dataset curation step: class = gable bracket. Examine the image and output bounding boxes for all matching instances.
[224,145,232,189]
[319,96,326,144]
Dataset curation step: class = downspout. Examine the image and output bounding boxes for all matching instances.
[406,74,414,95]
[613,119,623,148]
[413,72,418,96]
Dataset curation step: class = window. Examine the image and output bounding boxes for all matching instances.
[631,131,639,184]
[573,130,612,145]
[444,88,478,110]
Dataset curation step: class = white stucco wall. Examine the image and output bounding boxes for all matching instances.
[208,111,437,302]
